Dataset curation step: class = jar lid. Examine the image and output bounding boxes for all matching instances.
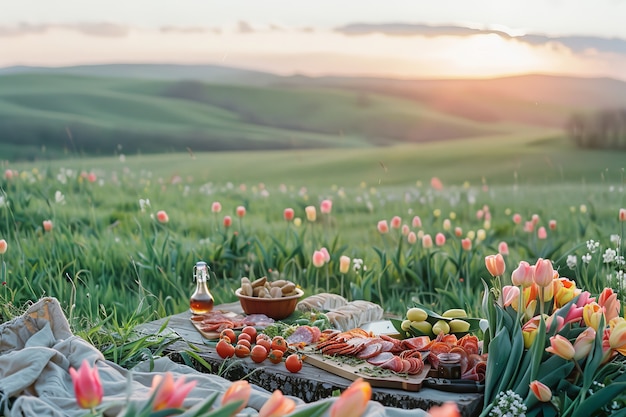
[437,352,462,363]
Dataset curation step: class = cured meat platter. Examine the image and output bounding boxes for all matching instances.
[302,347,431,392]
[190,311,274,340]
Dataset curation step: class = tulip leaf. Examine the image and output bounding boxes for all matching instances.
[286,401,332,417]
[528,316,547,383]
[582,315,605,391]
[570,382,626,417]
[495,320,524,396]
[483,325,512,406]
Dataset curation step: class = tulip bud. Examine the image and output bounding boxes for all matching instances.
[390,216,402,229]
[236,206,246,218]
[0,239,7,254]
[485,254,505,277]
[377,220,389,234]
[283,208,295,221]
[533,258,554,287]
[211,201,222,213]
[222,380,251,415]
[258,390,296,417]
[305,206,317,222]
[529,380,552,402]
[330,378,372,417]
[545,334,575,360]
[573,327,596,360]
[320,199,332,214]
[69,360,103,410]
[511,261,533,287]
[339,256,351,274]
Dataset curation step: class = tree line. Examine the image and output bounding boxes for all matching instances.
[565,108,626,149]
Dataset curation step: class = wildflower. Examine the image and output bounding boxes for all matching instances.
[223,216,232,228]
[150,372,197,411]
[537,226,547,240]
[211,201,222,213]
[586,239,600,253]
[512,213,522,224]
[43,220,53,232]
[55,190,65,204]
[529,380,552,402]
[305,206,317,222]
[603,248,617,263]
[312,251,326,268]
[377,220,389,234]
[567,255,577,269]
[498,241,509,256]
[329,378,371,417]
[422,234,433,249]
[339,256,351,274]
[582,253,592,264]
[412,216,422,228]
[511,261,533,287]
[533,258,553,287]
[548,219,557,230]
[258,390,296,417]
[485,254,506,277]
[461,238,472,251]
[236,206,246,218]
[320,199,332,214]
[488,390,527,417]
[0,239,6,254]
[435,233,446,246]
[221,380,251,415]
[156,210,169,223]
[546,334,575,360]
[69,359,103,410]
[283,208,295,221]
[139,198,150,212]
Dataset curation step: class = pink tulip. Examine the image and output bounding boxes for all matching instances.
[512,213,522,224]
[548,220,557,230]
[583,302,604,330]
[320,247,330,262]
[502,285,520,308]
[390,216,402,229]
[598,288,620,322]
[533,258,553,288]
[339,256,351,274]
[236,206,246,218]
[531,214,540,225]
[221,380,251,415]
[223,216,232,228]
[529,380,552,402]
[69,359,103,410]
[545,334,575,360]
[401,224,410,236]
[573,327,596,360]
[320,199,332,214]
[511,261,533,287]
[442,219,451,231]
[619,208,626,222]
[537,227,547,240]
[312,251,326,268]
[435,233,446,246]
[454,227,463,237]
[524,221,534,233]
[258,390,296,417]
[4,169,13,180]
[283,208,295,221]
[87,172,97,183]
[430,177,443,190]
[305,206,317,222]
[476,209,484,220]
[412,216,422,228]
[461,238,472,251]
[427,402,461,417]
[422,234,433,249]
[156,210,169,223]
[498,241,509,256]
[211,201,222,213]
[407,232,417,244]
[329,378,372,417]
[43,220,53,232]
[0,239,7,254]
[485,254,506,277]
[377,220,389,234]
[150,372,197,411]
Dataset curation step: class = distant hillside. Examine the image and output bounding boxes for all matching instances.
[1,63,624,161]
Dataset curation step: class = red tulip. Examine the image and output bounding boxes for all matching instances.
[283,208,295,221]
[461,238,472,251]
[223,216,232,228]
[156,210,169,224]
[43,220,53,232]
[619,208,626,222]
[0,239,7,254]
[69,359,103,410]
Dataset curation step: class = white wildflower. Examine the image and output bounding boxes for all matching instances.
[603,248,617,263]
[586,239,600,253]
[54,190,65,205]
[610,234,621,245]
[582,253,592,264]
[567,255,577,269]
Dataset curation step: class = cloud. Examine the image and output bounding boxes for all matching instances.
[160,26,221,34]
[0,22,129,37]
[335,22,626,55]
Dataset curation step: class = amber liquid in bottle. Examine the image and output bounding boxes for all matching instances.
[190,261,214,314]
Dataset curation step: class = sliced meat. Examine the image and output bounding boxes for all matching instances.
[286,326,314,345]
[356,343,382,359]
[366,352,395,366]
[402,336,431,351]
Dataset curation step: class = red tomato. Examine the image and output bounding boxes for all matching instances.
[250,345,268,363]
[220,329,237,344]
[216,339,235,359]
[285,354,303,373]
[242,326,258,341]
[256,338,272,352]
[234,344,250,358]
[268,349,284,364]
[271,336,288,353]
[237,338,252,349]
[256,333,271,343]
[238,332,252,343]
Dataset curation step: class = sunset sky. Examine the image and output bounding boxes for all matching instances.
[2,0,626,80]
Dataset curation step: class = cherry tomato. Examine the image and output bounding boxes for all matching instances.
[237,338,252,349]
[268,349,284,364]
[242,326,258,341]
[220,328,237,344]
[271,336,288,353]
[285,354,303,373]
[238,332,252,343]
[250,345,268,363]
[216,339,235,359]
[234,344,251,358]
[256,338,272,353]
[256,333,271,343]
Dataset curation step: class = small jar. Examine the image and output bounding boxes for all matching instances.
[437,352,462,379]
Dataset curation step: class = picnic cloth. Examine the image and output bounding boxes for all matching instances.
[0,297,429,417]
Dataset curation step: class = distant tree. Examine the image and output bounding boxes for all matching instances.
[565,108,626,150]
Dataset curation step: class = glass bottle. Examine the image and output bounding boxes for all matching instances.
[190,261,214,314]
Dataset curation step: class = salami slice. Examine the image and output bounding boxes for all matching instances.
[366,351,394,366]
[402,336,431,351]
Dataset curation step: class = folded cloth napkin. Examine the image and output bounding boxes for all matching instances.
[0,297,428,417]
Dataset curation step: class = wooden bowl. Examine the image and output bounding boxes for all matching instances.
[235,288,303,320]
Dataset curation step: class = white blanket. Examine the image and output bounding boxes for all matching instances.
[0,297,426,417]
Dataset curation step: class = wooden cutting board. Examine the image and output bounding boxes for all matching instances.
[190,311,243,340]
[302,350,431,392]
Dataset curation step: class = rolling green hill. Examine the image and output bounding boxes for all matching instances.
[1,64,625,161]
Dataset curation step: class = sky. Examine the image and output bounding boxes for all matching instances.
[2,0,626,80]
